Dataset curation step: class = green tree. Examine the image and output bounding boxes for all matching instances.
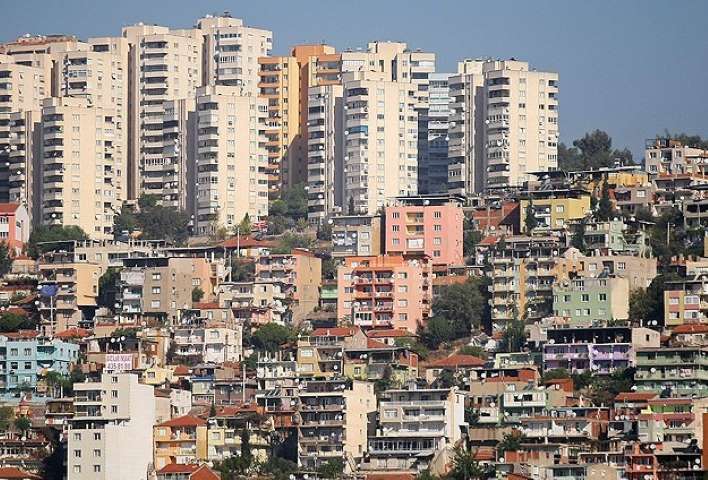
[416,470,439,480]
[420,277,491,349]
[239,429,253,469]
[14,416,31,436]
[394,338,430,360]
[570,219,587,252]
[524,201,538,234]
[629,273,681,326]
[229,258,255,282]
[27,225,88,258]
[497,431,524,455]
[541,368,570,383]
[558,130,634,171]
[589,368,635,406]
[448,445,488,480]
[0,242,11,276]
[501,319,526,353]
[317,458,345,480]
[458,345,487,359]
[595,181,615,221]
[252,324,296,352]
[661,131,708,150]
[260,457,298,480]
[322,257,338,281]
[272,232,315,254]
[463,216,482,258]
[0,406,12,431]
[97,267,120,308]
[317,221,333,241]
[238,213,252,234]
[191,287,204,303]
[135,195,190,244]
[0,312,35,332]
[113,203,138,235]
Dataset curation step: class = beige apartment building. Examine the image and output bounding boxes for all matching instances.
[255,249,322,324]
[0,54,47,208]
[68,373,155,480]
[121,24,203,200]
[40,97,120,239]
[198,15,272,94]
[307,83,344,222]
[448,59,559,194]
[194,85,268,235]
[343,71,418,215]
[119,256,214,325]
[161,97,197,211]
[644,137,708,177]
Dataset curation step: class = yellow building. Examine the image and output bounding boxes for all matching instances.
[207,406,273,463]
[143,366,173,386]
[153,415,208,470]
[519,189,591,232]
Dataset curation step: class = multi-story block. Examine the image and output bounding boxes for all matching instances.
[118,256,214,325]
[194,85,268,234]
[342,71,418,215]
[255,351,299,429]
[297,378,375,471]
[0,203,30,255]
[217,280,288,325]
[581,254,657,291]
[198,15,272,93]
[0,54,46,205]
[39,97,120,239]
[68,373,155,480]
[583,218,651,256]
[384,195,464,266]
[307,83,344,222]
[153,415,208,470]
[634,347,708,397]
[519,187,590,232]
[421,73,451,194]
[157,98,196,211]
[207,406,272,463]
[295,328,349,379]
[255,249,321,323]
[448,59,559,194]
[543,326,659,375]
[366,384,466,473]
[664,274,708,327]
[331,214,383,258]
[552,276,630,324]
[172,326,242,364]
[0,331,78,393]
[644,137,708,177]
[337,255,432,332]
[121,24,202,200]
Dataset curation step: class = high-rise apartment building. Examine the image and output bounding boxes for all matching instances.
[422,73,451,194]
[40,97,121,239]
[68,372,155,480]
[161,98,197,211]
[342,71,418,215]
[307,84,344,222]
[0,54,47,209]
[448,59,559,195]
[197,15,272,94]
[121,24,203,200]
[194,85,268,235]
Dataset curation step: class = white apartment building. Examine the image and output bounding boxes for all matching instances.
[197,15,272,94]
[307,84,344,223]
[160,98,196,211]
[0,54,47,206]
[8,111,42,224]
[644,137,708,177]
[173,326,243,364]
[366,385,467,473]
[121,24,203,200]
[68,373,155,480]
[342,71,418,215]
[195,85,268,234]
[40,97,120,239]
[448,59,559,194]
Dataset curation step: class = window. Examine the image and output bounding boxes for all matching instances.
[74,450,81,458]
[111,390,118,398]
[300,349,313,358]
[73,433,81,441]
[555,205,565,213]
[151,273,161,281]
[599,293,607,302]
[433,250,441,257]
[433,225,442,231]
[151,300,160,308]
[392,212,400,219]
[434,237,441,245]
[397,300,408,307]
[433,211,442,219]
[392,225,400,232]
[384,409,397,418]
[581,294,590,302]
[151,286,161,294]
[93,449,101,457]
[111,405,118,413]
[617,262,626,270]
[669,297,679,305]
[584,309,591,316]
[94,465,101,473]
[73,466,81,474]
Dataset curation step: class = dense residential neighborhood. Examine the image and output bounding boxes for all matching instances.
[0,8,707,480]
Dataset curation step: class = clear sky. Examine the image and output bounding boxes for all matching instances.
[3,0,707,158]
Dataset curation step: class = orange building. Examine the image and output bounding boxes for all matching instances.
[337,255,432,333]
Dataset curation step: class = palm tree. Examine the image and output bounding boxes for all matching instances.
[448,445,488,480]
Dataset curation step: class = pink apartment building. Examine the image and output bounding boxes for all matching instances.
[337,255,432,333]
[384,196,464,266]
[0,203,30,255]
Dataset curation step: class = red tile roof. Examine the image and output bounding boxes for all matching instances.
[157,414,206,428]
[367,328,416,338]
[190,466,221,480]
[366,339,390,349]
[366,474,414,480]
[0,203,20,215]
[222,235,276,249]
[615,392,657,402]
[428,354,486,368]
[311,327,357,337]
[672,324,708,334]
[172,365,190,375]
[2,330,39,340]
[0,467,42,480]
[55,327,91,339]
[194,302,220,310]
[157,464,200,474]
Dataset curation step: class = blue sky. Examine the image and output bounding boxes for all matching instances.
[3,0,707,158]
